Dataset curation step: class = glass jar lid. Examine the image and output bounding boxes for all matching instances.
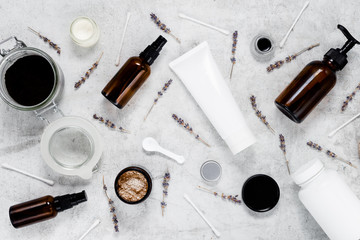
[200,160,222,182]
[40,116,103,179]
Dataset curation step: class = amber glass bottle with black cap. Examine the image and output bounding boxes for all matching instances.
[275,25,359,123]
[102,35,167,109]
[9,190,87,228]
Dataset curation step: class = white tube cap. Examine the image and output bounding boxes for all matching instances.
[292,159,324,186]
[223,127,256,155]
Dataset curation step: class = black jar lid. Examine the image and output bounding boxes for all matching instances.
[242,174,280,212]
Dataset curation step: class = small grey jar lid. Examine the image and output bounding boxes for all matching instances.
[200,160,222,182]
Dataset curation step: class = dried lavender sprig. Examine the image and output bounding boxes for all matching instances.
[306,141,357,168]
[230,31,238,80]
[93,114,130,133]
[197,186,241,205]
[279,134,291,174]
[103,176,119,232]
[161,171,170,216]
[250,95,275,134]
[75,52,103,89]
[144,79,173,121]
[28,27,61,54]
[267,43,320,72]
[150,13,181,43]
[341,83,360,111]
[171,114,211,147]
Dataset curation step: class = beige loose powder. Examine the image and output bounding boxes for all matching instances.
[117,170,148,202]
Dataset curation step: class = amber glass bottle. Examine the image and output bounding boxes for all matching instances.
[9,190,87,228]
[275,59,337,123]
[102,35,167,109]
[275,25,359,123]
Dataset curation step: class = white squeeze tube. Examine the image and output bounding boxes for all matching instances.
[169,42,256,155]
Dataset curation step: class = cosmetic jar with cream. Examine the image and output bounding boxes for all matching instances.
[114,166,152,204]
[70,17,100,47]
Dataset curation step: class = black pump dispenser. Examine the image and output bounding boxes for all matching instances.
[324,24,360,70]
[139,35,167,65]
[54,190,87,212]
[275,24,359,123]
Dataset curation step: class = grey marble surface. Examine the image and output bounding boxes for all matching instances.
[1,0,360,239]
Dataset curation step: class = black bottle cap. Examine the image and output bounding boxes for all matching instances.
[139,35,167,65]
[324,24,360,70]
[54,190,87,212]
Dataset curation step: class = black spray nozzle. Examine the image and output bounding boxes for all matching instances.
[337,24,360,54]
[54,190,87,212]
[151,35,167,52]
[324,25,359,70]
[140,35,167,65]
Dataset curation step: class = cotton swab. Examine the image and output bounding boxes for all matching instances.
[115,12,131,66]
[1,163,55,186]
[328,112,360,138]
[279,1,310,48]
[78,219,101,240]
[179,13,230,35]
[184,194,221,237]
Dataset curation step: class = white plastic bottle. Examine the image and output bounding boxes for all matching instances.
[292,159,360,240]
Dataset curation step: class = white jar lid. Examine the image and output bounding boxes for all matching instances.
[292,158,324,185]
[40,116,103,179]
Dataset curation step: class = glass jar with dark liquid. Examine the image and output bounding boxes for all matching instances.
[0,36,103,179]
[250,34,275,62]
[0,36,64,114]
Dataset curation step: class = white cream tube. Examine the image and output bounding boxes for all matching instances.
[169,42,256,155]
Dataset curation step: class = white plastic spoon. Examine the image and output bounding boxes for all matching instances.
[142,137,185,164]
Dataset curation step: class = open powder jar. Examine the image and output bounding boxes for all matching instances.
[114,166,152,204]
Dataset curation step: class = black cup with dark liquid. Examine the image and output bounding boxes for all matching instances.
[242,174,280,212]
[5,55,54,106]
[257,38,272,52]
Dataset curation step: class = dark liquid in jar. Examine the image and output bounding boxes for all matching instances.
[5,55,54,106]
[242,174,280,212]
[257,38,272,52]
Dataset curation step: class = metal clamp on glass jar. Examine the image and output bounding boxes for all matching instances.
[0,36,103,179]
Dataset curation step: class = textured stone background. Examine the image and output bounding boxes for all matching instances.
[1,0,360,239]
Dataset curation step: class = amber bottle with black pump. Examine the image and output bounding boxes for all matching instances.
[102,35,167,109]
[9,190,87,228]
[275,25,359,123]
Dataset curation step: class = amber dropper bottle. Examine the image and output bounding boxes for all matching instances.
[102,35,167,109]
[275,25,359,123]
[9,190,87,228]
